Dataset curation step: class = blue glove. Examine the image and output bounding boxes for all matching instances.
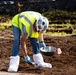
[24,56,32,64]
[40,41,46,49]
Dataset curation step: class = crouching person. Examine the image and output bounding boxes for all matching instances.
[8,11,52,72]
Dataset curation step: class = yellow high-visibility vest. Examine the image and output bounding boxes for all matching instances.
[12,11,40,38]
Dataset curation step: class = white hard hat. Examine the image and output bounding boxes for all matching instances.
[36,16,49,33]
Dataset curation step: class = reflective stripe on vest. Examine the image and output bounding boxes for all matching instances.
[18,14,33,37]
[22,24,28,36]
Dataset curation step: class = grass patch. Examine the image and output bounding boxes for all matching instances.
[0,10,76,36]
[44,32,72,37]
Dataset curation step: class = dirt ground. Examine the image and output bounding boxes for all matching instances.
[0,29,76,75]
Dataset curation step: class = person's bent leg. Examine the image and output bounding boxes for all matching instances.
[12,26,21,56]
[8,26,21,72]
[24,38,39,64]
[29,38,52,68]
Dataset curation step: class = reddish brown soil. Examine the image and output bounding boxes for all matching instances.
[0,29,76,75]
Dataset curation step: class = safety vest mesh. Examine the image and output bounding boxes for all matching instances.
[12,12,39,38]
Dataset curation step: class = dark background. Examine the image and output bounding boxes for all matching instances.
[0,0,76,14]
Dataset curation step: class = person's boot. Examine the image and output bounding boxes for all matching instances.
[33,53,52,68]
[8,55,20,72]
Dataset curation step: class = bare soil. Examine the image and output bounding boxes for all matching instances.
[0,29,76,75]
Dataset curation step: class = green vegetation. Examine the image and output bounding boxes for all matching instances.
[0,10,76,36]
[44,32,71,37]
[0,14,12,30]
[42,10,76,36]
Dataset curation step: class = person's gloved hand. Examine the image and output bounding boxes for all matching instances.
[24,56,32,64]
[39,41,46,49]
